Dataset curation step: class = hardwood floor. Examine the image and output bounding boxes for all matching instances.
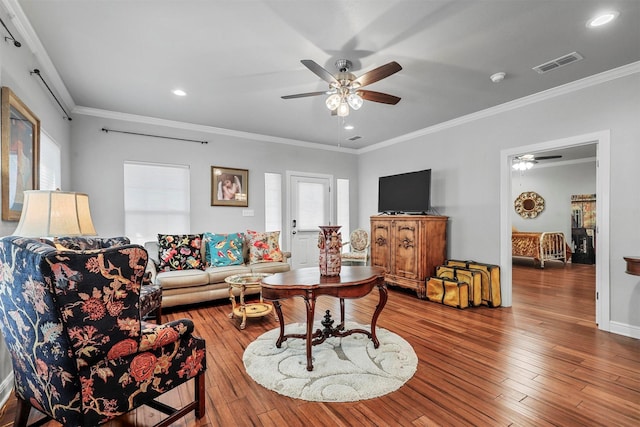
[2,262,639,426]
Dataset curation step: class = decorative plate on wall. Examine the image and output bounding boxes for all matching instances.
[515,191,545,218]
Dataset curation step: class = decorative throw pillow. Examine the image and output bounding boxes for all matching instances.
[204,232,244,267]
[157,234,203,272]
[246,230,284,264]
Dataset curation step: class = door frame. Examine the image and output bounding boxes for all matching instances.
[285,170,334,263]
[499,130,610,331]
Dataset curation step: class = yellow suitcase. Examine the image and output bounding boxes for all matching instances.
[444,260,501,307]
[426,277,470,309]
[435,265,482,307]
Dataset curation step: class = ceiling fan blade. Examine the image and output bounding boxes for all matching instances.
[281,91,328,99]
[352,61,402,88]
[358,90,401,105]
[535,155,563,160]
[301,59,339,85]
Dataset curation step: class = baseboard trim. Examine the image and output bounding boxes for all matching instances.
[609,321,640,340]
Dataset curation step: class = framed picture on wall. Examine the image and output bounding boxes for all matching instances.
[1,86,40,221]
[211,166,248,207]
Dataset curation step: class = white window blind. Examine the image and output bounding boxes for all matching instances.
[264,172,284,248]
[336,178,350,245]
[124,161,190,245]
[264,173,282,232]
[39,132,61,190]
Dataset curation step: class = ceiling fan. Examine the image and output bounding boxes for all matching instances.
[281,59,402,117]
[512,153,562,170]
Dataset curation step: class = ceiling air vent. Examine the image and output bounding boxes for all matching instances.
[347,135,362,141]
[532,52,583,74]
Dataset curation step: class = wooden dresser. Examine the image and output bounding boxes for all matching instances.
[370,215,448,298]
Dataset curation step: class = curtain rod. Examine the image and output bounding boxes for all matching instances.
[0,16,21,47]
[101,127,208,144]
[30,69,72,121]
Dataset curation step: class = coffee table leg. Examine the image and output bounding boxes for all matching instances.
[228,286,235,319]
[274,301,285,348]
[304,294,316,371]
[370,284,388,348]
[239,285,247,330]
[339,298,345,330]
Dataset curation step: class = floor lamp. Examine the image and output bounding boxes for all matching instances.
[13,190,97,238]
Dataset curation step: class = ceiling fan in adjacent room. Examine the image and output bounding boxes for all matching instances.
[512,153,563,170]
[281,59,402,117]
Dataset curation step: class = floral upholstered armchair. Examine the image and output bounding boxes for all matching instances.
[0,236,206,426]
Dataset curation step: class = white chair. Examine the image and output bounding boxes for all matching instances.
[341,229,370,266]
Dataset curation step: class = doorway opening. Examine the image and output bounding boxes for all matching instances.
[500,130,610,331]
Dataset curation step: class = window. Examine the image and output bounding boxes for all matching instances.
[265,172,282,244]
[337,178,350,247]
[39,132,61,190]
[124,161,190,245]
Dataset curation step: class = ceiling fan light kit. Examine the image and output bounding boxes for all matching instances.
[512,153,563,170]
[282,58,402,117]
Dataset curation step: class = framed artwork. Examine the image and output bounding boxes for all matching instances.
[1,87,40,221]
[211,166,248,207]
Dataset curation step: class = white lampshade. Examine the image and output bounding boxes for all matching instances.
[347,93,363,110]
[337,101,350,117]
[325,94,341,110]
[13,190,97,238]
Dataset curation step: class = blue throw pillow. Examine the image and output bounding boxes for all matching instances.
[204,232,244,267]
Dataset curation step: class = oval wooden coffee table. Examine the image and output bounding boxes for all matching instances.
[225,273,273,329]
[261,266,387,371]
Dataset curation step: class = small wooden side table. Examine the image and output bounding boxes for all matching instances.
[623,257,640,276]
[225,273,273,329]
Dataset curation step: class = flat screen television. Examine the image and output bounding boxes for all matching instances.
[378,169,431,214]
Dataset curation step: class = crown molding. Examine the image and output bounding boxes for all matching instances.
[359,61,640,154]
[73,106,358,154]
[4,0,638,155]
[1,0,75,110]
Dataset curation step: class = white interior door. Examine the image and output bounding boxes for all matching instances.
[287,172,332,269]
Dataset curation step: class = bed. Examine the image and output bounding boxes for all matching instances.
[512,231,569,268]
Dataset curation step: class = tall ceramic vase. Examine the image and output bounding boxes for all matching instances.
[318,225,342,276]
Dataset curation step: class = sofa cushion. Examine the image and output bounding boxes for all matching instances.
[246,230,284,264]
[206,265,253,284]
[156,269,210,290]
[250,261,290,274]
[157,234,204,272]
[203,232,244,267]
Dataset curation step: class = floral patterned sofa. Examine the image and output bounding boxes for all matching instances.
[145,231,290,308]
[0,236,206,426]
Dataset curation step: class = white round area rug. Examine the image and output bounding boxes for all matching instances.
[243,322,417,402]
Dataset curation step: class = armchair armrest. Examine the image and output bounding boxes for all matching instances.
[145,258,159,284]
[107,319,196,359]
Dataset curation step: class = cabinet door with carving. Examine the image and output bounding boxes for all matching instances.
[371,220,391,272]
[393,219,420,279]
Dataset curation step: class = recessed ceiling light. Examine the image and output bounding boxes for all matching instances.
[587,11,619,28]
[172,89,187,96]
[490,72,506,83]
[344,124,354,130]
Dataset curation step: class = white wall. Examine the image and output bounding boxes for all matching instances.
[0,35,72,237]
[0,18,72,407]
[69,114,359,250]
[511,160,597,244]
[358,71,640,331]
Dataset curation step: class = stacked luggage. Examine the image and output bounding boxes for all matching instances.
[426,259,501,309]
